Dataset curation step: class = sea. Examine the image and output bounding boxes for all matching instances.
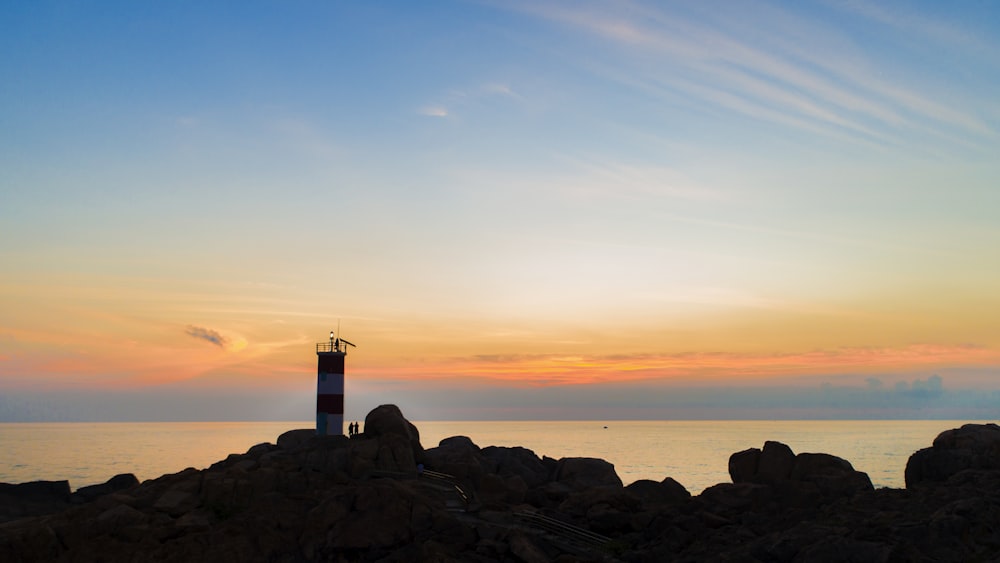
[0,420,987,495]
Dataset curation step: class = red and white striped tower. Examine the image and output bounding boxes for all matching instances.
[315,331,355,436]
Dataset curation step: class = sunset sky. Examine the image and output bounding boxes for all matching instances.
[2,1,999,421]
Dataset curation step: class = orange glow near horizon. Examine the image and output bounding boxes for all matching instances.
[350,343,1000,387]
[6,312,998,393]
[3,273,1000,394]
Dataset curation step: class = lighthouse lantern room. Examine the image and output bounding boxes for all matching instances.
[315,331,355,436]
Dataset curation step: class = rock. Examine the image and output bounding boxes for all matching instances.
[424,435,488,488]
[276,428,314,448]
[73,473,139,503]
[439,435,479,450]
[758,440,796,482]
[153,488,199,517]
[794,536,892,563]
[729,447,760,484]
[364,404,425,465]
[527,480,574,508]
[906,423,1000,487]
[728,441,872,502]
[0,480,72,522]
[348,437,380,478]
[365,404,420,442]
[477,473,513,506]
[559,486,640,533]
[245,442,275,457]
[96,502,147,529]
[791,452,873,497]
[482,446,551,489]
[791,452,853,479]
[375,434,418,472]
[933,423,1000,450]
[7,414,1000,563]
[508,531,552,563]
[553,457,623,490]
[700,482,773,511]
[625,477,690,507]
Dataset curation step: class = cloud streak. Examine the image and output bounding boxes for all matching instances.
[418,105,448,117]
[504,0,995,150]
[364,343,1000,386]
[185,326,228,348]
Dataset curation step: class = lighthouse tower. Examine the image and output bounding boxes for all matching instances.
[315,331,355,436]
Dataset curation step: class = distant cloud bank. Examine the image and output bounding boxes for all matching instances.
[0,373,997,422]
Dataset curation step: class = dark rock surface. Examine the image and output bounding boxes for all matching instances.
[2,413,999,562]
[905,422,1000,487]
[0,480,71,523]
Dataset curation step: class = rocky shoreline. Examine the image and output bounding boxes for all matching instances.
[2,405,999,562]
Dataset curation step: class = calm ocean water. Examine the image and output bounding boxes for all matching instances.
[0,420,986,494]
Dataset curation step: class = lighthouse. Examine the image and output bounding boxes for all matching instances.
[315,331,355,436]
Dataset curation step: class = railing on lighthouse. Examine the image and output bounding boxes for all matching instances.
[315,331,355,436]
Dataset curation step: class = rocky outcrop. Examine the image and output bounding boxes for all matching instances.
[3,411,1000,562]
[554,457,623,490]
[727,440,874,509]
[625,478,690,507]
[73,473,140,504]
[0,480,71,523]
[0,473,141,524]
[905,422,1000,487]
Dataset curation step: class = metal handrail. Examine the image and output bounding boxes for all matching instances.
[514,510,611,548]
[421,469,472,505]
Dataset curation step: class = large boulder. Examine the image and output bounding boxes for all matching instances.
[559,486,641,534]
[72,473,139,503]
[729,447,760,484]
[276,428,314,449]
[423,436,489,488]
[364,404,421,443]
[363,404,425,470]
[758,441,796,482]
[905,423,1000,488]
[481,446,551,489]
[0,480,72,522]
[553,457,623,490]
[791,452,873,498]
[625,477,691,507]
[727,441,872,501]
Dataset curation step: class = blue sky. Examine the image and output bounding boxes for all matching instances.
[1,1,999,421]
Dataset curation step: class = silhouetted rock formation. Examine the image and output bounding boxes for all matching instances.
[905,422,1000,487]
[0,473,140,524]
[0,480,71,523]
[2,412,999,562]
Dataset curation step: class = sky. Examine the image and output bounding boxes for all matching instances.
[2,0,999,421]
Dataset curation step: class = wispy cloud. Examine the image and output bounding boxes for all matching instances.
[501,0,995,150]
[482,82,523,100]
[418,105,449,117]
[420,81,523,119]
[185,325,228,348]
[831,0,998,56]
